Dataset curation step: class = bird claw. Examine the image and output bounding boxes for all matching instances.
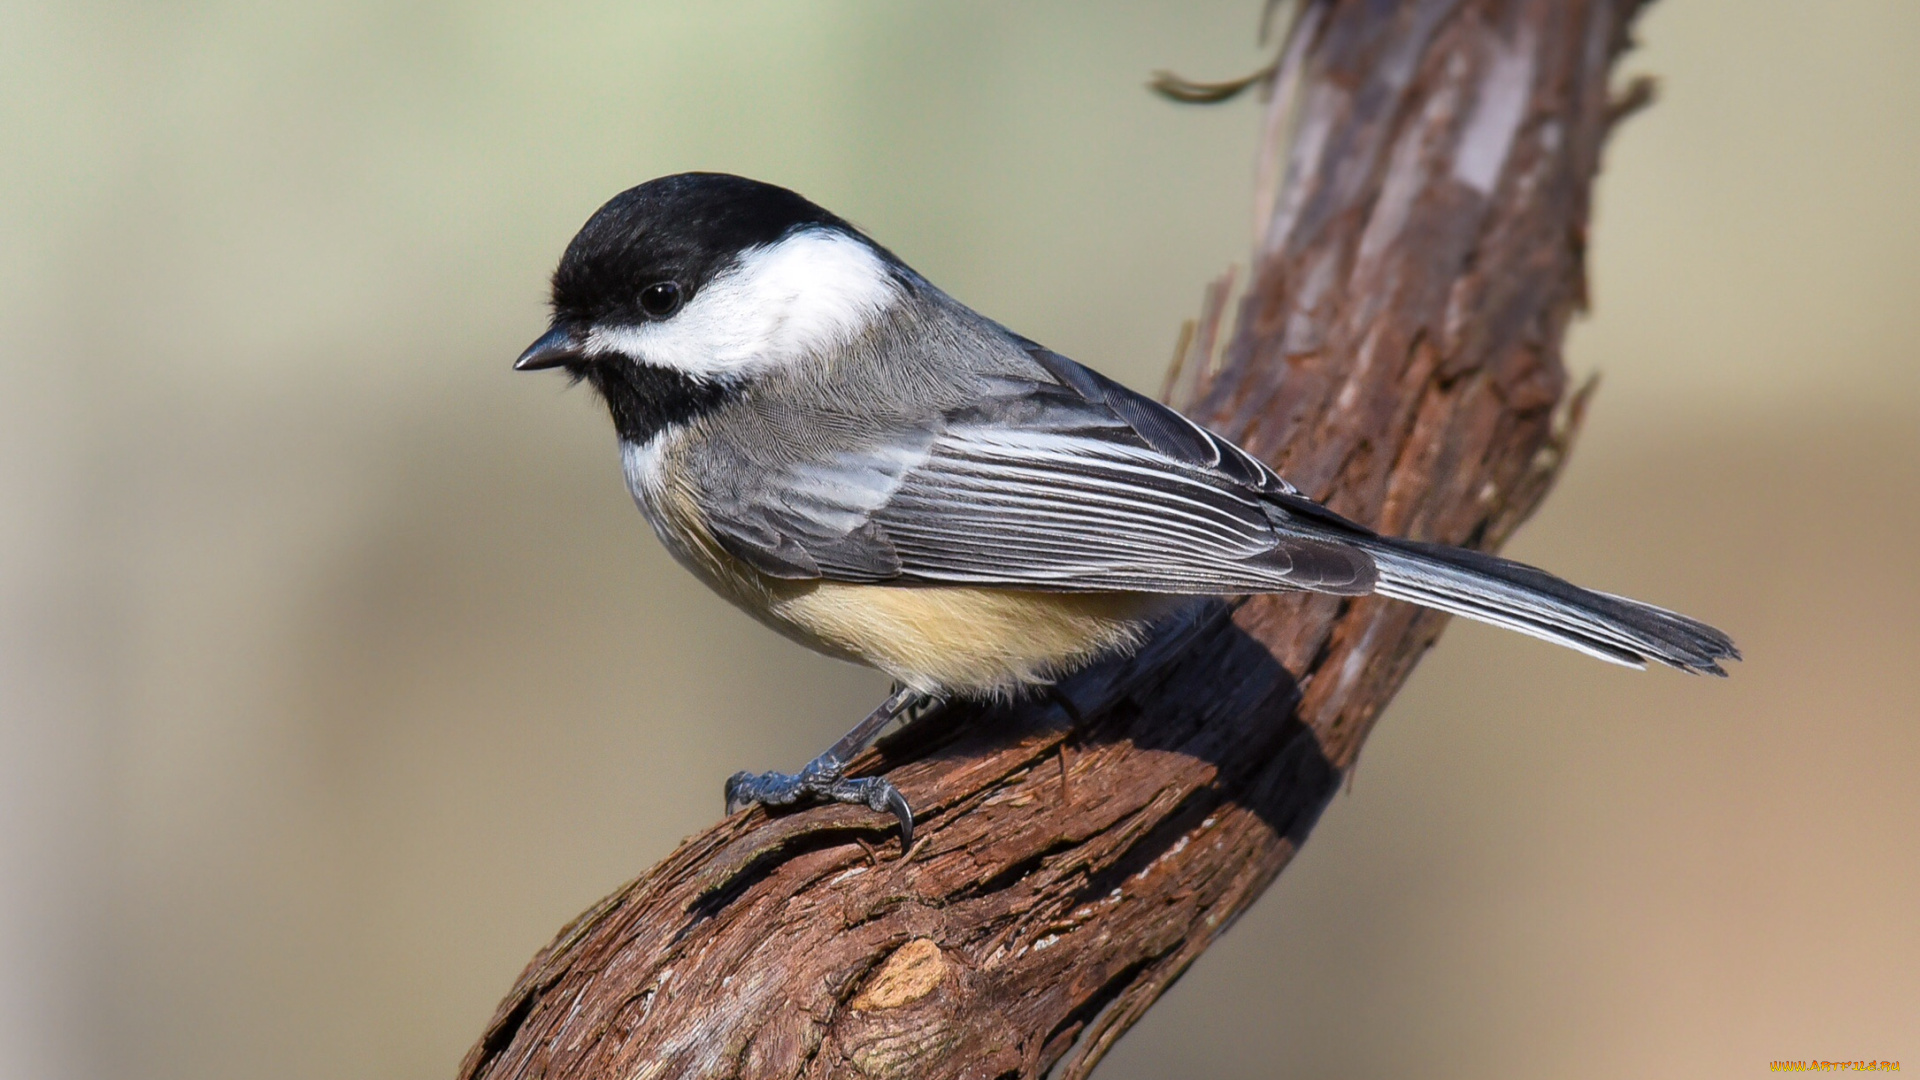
[723,765,914,846]
[865,777,914,848]
[723,770,762,816]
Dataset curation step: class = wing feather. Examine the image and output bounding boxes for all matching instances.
[702,365,1377,595]
[690,329,1735,676]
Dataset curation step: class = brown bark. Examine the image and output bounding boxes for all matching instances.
[458,1,1651,1076]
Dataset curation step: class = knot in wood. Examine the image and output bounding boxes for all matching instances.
[849,939,948,1011]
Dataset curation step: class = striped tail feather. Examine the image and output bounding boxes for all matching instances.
[1357,537,1740,675]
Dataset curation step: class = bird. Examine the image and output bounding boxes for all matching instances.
[514,172,1737,845]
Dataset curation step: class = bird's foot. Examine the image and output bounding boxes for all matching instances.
[724,755,914,846]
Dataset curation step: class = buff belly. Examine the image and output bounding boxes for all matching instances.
[630,447,1172,697]
[767,582,1169,697]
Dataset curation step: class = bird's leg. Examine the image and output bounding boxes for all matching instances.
[724,684,927,844]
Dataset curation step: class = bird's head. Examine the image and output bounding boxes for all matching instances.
[515,173,906,441]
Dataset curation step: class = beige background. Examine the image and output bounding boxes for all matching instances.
[2,2,1915,1077]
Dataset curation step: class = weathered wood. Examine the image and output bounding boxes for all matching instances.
[458,1,1651,1076]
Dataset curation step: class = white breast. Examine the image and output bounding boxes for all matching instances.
[620,432,697,567]
[620,431,669,500]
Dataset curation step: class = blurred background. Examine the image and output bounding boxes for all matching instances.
[2,1,1914,1077]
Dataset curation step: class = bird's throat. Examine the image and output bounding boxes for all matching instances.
[585,361,741,445]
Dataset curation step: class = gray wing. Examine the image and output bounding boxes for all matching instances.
[704,343,1377,595]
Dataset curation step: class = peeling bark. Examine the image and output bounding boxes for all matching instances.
[458,1,1652,1077]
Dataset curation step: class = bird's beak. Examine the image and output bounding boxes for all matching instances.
[514,324,585,371]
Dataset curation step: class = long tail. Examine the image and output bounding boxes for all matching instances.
[1356,536,1740,675]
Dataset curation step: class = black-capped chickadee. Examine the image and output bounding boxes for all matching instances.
[515,172,1737,843]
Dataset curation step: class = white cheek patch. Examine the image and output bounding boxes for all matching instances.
[588,228,899,379]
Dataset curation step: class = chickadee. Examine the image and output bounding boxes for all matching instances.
[516,172,1737,843]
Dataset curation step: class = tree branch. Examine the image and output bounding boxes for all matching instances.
[458,1,1651,1076]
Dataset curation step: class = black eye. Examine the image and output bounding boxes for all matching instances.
[639,281,683,318]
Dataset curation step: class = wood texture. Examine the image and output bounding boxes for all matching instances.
[458,1,1650,1076]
